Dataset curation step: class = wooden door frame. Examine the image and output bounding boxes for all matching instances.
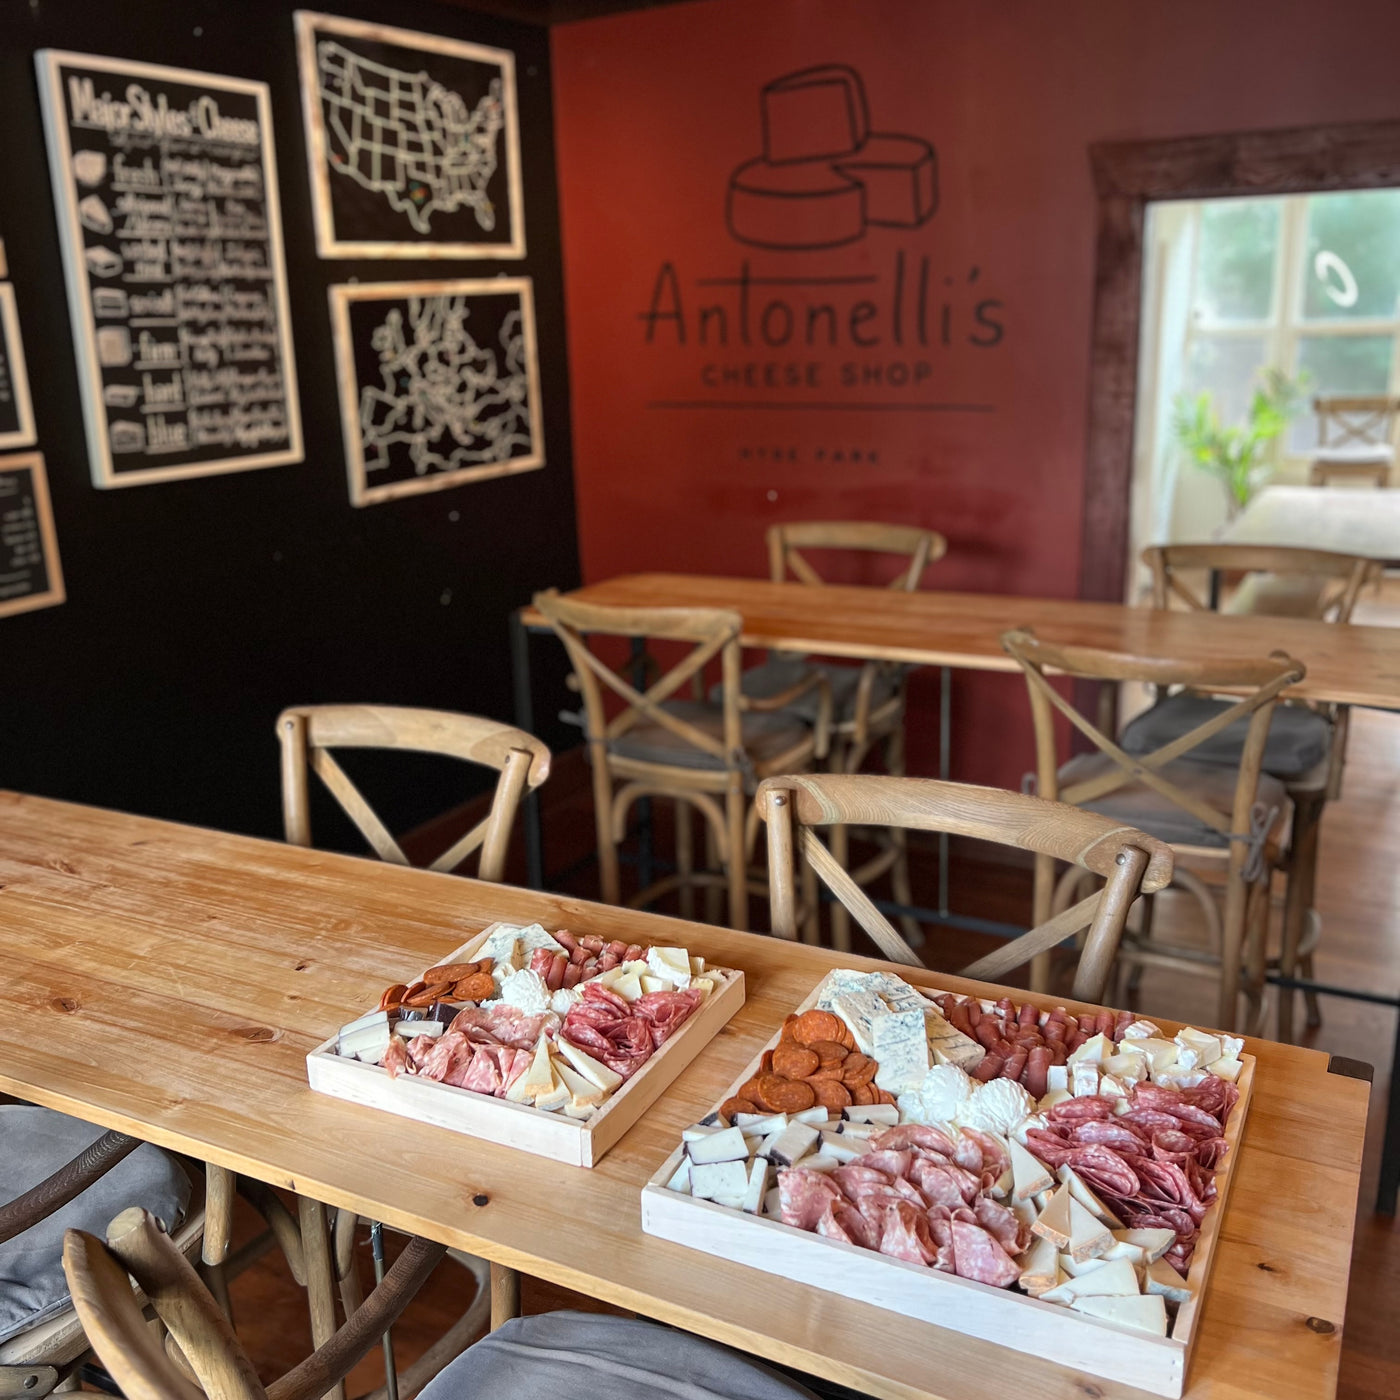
[1078,118,1400,603]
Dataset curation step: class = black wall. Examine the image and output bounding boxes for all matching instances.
[0,0,579,845]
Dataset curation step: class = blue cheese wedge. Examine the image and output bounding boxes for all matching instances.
[478,923,563,967]
[871,1010,931,1094]
[1070,1294,1168,1336]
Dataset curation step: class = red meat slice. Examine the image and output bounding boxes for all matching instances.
[950,1219,1021,1287]
[778,1168,842,1230]
[870,1124,956,1157]
[878,1201,939,1266]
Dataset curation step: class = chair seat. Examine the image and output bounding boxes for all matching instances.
[1058,752,1290,853]
[1313,444,1395,464]
[715,655,898,726]
[1119,693,1331,783]
[0,1106,189,1345]
[607,700,811,771]
[417,1311,819,1400]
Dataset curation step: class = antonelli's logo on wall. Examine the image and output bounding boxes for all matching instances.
[727,66,936,251]
[638,63,1005,413]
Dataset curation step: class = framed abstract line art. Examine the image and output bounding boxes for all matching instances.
[328,278,544,506]
[35,50,302,488]
[295,11,525,259]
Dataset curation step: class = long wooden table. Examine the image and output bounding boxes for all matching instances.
[0,792,1367,1400]
[522,572,1400,710]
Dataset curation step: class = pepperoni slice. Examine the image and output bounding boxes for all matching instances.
[720,1096,758,1120]
[759,1074,816,1112]
[811,1078,852,1111]
[793,1010,844,1046]
[773,1044,820,1078]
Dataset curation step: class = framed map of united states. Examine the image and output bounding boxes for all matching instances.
[294,12,525,259]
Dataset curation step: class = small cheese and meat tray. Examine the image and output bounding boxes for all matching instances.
[308,922,744,1167]
[641,968,1251,1398]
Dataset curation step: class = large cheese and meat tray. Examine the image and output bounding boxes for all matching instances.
[308,922,744,1166]
[640,968,1252,1397]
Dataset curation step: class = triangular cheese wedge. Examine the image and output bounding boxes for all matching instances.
[554,1058,607,1108]
[556,1035,624,1092]
[1039,1257,1139,1304]
[1067,1196,1114,1263]
[1017,1233,1059,1293]
[1114,1228,1174,1263]
[1031,1184,1072,1250]
[1009,1137,1053,1201]
[1071,1294,1168,1335]
[1144,1256,1192,1304]
[521,1034,555,1099]
[1059,1164,1125,1230]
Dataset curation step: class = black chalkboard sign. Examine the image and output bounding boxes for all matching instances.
[37,50,303,488]
[0,285,36,448]
[329,277,544,506]
[0,453,64,619]
[295,12,524,260]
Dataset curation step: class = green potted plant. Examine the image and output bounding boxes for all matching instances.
[1171,367,1309,520]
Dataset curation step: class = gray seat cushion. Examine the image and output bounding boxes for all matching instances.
[1119,694,1330,781]
[0,1106,190,1344]
[713,655,898,726]
[1057,752,1289,851]
[417,1311,819,1400]
[608,700,810,771]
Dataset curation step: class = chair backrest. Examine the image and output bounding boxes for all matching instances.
[532,589,746,770]
[757,774,1173,1001]
[276,705,550,880]
[1001,629,1304,861]
[1314,394,1400,448]
[1143,542,1377,623]
[62,1209,442,1400]
[766,521,947,592]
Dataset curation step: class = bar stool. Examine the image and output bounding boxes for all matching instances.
[728,521,946,950]
[1308,394,1398,488]
[1002,629,1303,1034]
[1133,545,1377,1039]
[534,589,829,933]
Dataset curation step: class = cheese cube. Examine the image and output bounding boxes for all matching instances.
[1207,1055,1244,1082]
[1104,1052,1148,1084]
[611,971,642,1003]
[1070,1062,1100,1097]
[639,975,667,995]
[690,1160,749,1203]
[1045,1064,1069,1093]
[1175,1027,1222,1070]
[1120,1019,1161,1040]
[1135,1038,1181,1074]
[645,947,691,988]
[1068,1032,1112,1067]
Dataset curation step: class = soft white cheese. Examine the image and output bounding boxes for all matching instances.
[955,1078,1036,1136]
[1068,1032,1112,1067]
[496,968,552,1015]
[549,986,582,1016]
[645,946,691,989]
[912,1063,975,1124]
[1103,1051,1148,1084]
[1097,1074,1128,1100]
[1133,1037,1181,1074]
[1120,1019,1161,1040]
[1175,1027,1222,1069]
[1070,1061,1100,1097]
[1155,1068,1208,1090]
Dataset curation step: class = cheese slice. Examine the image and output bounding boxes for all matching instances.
[1040,1257,1139,1303]
[1145,1256,1192,1304]
[1009,1136,1053,1201]
[1100,1239,1146,1265]
[1067,1196,1114,1263]
[1070,1061,1100,1097]
[690,1160,749,1203]
[1031,1185,1073,1250]
[556,1037,624,1092]
[521,1035,555,1099]
[741,1157,769,1214]
[611,971,643,1002]
[554,1059,607,1109]
[1114,1228,1175,1264]
[1058,1251,1110,1278]
[1017,1233,1059,1293]
[871,1010,931,1094]
[1059,1164,1126,1230]
[1071,1293,1168,1336]
[533,1074,570,1112]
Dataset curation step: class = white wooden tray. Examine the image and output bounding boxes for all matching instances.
[641,972,1253,1397]
[308,923,745,1167]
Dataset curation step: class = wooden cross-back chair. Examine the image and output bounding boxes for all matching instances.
[753,521,948,952]
[0,1117,221,1400]
[277,705,550,880]
[277,706,531,1392]
[1002,629,1305,1032]
[1139,545,1371,1042]
[1310,394,1398,487]
[61,1208,447,1400]
[757,774,1173,1003]
[534,589,829,933]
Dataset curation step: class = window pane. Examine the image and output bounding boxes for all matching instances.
[1184,335,1268,427]
[1289,333,1396,451]
[1193,199,1281,322]
[1302,190,1400,321]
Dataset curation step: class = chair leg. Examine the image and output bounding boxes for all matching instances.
[725,782,748,932]
[1218,862,1250,1033]
[675,799,694,922]
[829,824,851,953]
[703,823,722,925]
[1242,876,1272,1038]
[489,1262,520,1331]
[800,853,820,944]
[589,744,620,906]
[1277,793,1322,1043]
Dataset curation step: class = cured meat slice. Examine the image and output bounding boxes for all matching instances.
[632,988,703,1046]
[1023,1129,1076,1167]
[861,1149,914,1180]
[909,1159,968,1209]
[973,1196,1023,1254]
[1069,1120,1148,1152]
[383,1037,410,1078]
[405,1034,438,1069]
[878,1201,938,1266]
[870,1124,955,1157]
[817,1200,875,1250]
[830,1164,892,1195]
[419,1031,471,1082]
[778,1168,842,1230]
[950,1219,1020,1287]
[1151,1129,1199,1162]
[951,1134,984,1172]
[960,1127,1010,1180]
[1048,1095,1115,1123]
[923,1205,952,1247]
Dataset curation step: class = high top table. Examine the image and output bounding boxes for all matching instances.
[0,792,1368,1400]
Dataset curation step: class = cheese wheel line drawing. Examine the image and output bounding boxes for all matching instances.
[727,65,939,251]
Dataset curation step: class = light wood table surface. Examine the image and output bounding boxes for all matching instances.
[0,792,1367,1400]
[1222,485,1400,566]
[525,573,1400,711]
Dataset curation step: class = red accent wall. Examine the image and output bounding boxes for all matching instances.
[550,0,1400,786]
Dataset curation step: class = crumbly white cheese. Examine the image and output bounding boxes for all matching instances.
[496,968,551,1015]
[645,946,691,989]
[910,1063,975,1124]
[1120,1019,1161,1040]
[549,986,582,1015]
[954,1077,1036,1135]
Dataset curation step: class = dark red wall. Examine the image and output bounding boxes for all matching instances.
[549,0,1400,786]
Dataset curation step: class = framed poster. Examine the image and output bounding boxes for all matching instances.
[36,50,303,489]
[295,11,525,259]
[0,453,65,619]
[0,286,37,450]
[329,277,544,506]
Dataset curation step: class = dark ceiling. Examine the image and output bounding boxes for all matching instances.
[440,0,695,25]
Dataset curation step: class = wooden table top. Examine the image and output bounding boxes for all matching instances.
[0,792,1366,1400]
[1221,486,1400,565]
[525,572,1400,710]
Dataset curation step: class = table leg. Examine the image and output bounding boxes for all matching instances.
[490,1262,520,1330]
[510,609,545,890]
[298,1197,345,1400]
